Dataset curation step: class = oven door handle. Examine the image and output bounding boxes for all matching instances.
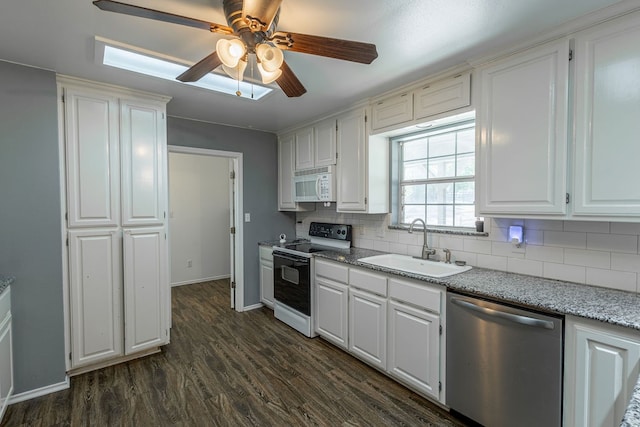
[274,253,309,263]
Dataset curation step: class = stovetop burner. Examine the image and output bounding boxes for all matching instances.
[273,222,352,257]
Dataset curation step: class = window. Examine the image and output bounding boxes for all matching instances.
[394,119,476,228]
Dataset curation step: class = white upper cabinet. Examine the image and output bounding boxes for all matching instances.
[120,99,166,227]
[371,92,413,131]
[64,87,120,228]
[294,119,337,171]
[370,72,471,134]
[476,39,570,216]
[572,13,640,218]
[336,108,389,213]
[278,134,296,210]
[414,72,471,120]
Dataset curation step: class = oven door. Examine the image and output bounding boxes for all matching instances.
[273,252,311,316]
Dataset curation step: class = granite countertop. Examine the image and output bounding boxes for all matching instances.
[315,247,640,330]
[0,276,14,295]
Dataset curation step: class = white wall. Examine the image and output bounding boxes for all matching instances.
[169,152,231,286]
[297,205,640,293]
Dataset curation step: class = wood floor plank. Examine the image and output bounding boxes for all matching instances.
[2,280,469,427]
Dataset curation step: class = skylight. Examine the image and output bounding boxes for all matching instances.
[101,44,273,100]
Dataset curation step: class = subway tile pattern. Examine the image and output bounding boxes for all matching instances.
[296,206,640,293]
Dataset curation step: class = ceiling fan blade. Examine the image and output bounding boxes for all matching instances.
[93,0,233,35]
[242,0,283,32]
[271,32,378,64]
[176,51,223,82]
[276,61,306,98]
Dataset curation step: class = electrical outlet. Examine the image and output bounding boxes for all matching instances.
[187,260,192,268]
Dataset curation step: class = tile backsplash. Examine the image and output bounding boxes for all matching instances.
[296,204,640,293]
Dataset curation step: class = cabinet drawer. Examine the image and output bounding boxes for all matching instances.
[0,287,10,324]
[259,245,273,261]
[315,259,349,284]
[388,278,442,313]
[349,268,387,296]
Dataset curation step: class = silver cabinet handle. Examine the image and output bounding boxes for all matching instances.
[451,297,555,330]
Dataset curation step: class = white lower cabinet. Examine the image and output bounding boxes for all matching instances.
[0,287,13,422]
[315,277,349,350]
[314,260,445,404]
[388,300,441,401]
[564,316,640,427]
[259,246,274,309]
[349,288,387,370]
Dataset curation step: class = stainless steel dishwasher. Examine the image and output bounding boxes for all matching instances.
[446,291,563,427]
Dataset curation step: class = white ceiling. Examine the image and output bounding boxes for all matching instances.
[0,0,631,132]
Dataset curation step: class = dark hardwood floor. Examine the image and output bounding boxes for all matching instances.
[2,279,469,426]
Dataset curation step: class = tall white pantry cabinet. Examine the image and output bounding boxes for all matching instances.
[58,77,171,372]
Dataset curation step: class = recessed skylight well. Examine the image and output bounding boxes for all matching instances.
[96,37,273,100]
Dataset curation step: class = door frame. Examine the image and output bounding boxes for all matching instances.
[167,145,244,311]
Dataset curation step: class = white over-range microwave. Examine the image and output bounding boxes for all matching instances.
[293,166,335,202]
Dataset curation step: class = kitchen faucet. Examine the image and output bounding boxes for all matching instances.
[408,218,437,260]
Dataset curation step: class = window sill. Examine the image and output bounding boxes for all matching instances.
[388,224,488,237]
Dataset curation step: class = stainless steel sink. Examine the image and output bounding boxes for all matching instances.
[357,253,471,278]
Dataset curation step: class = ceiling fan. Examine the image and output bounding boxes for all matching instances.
[93,0,379,97]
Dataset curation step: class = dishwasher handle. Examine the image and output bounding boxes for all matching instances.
[451,297,555,330]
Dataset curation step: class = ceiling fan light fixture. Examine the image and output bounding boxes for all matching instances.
[222,58,247,81]
[257,62,282,84]
[217,38,246,67]
[255,43,284,72]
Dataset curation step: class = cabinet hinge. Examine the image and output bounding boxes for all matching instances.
[569,49,573,61]
[66,238,69,247]
[162,112,165,119]
[231,281,236,289]
[230,226,236,235]
[364,197,368,205]
[439,325,442,335]
[164,233,167,240]
[230,170,235,179]
[566,193,570,204]
[336,152,338,160]
[439,381,442,392]
[164,211,166,219]
[61,94,65,103]
[364,114,368,123]
[65,212,68,221]
[69,352,72,361]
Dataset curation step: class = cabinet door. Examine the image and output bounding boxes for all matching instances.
[278,134,297,210]
[477,39,569,215]
[315,278,348,349]
[68,229,123,368]
[0,310,13,420]
[294,126,315,170]
[314,118,337,167]
[120,99,166,226]
[259,247,274,308]
[414,72,470,120]
[565,318,640,427]
[349,288,387,370]
[336,109,367,211]
[371,92,413,132]
[123,227,168,354]
[64,87,120,228]
[388,301,441,401]
[573,15,640,216]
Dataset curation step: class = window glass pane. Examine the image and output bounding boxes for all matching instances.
[403,184,426,204]
[457,128,475,154]
[427,183,454,204]
[456,152,475,177]
[428,155,456,178]
[403,205,425,224]
[427,205,453,226]
[403,139,428,161]
[455,181,475,204]
[455,205,476,227]
[403,159,428,180]
[429,133,456,157]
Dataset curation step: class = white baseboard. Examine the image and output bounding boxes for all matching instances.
[242,302,264,312]
[9,377,70,404]
[171,275,230,287]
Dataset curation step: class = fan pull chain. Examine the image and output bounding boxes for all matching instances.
[250,55,255,99]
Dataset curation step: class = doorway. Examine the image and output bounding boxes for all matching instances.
[167,145,244,311]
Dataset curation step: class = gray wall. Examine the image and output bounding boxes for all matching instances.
[0,61,66,393]
[168,116,296,306]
